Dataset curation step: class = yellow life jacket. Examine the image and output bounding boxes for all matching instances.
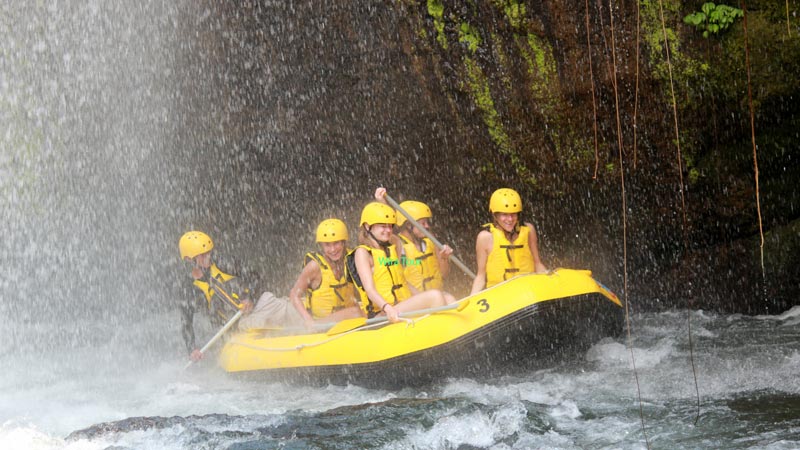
[192,264,244,320]
[346,244,412,317]
[303,252,355,318]
[398,234,443,290]
[484,223,535,288]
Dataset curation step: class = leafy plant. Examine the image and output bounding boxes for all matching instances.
[427,0,448,49]
[491,0,526,29]
[684,2,743,38]
[458,22,481,53]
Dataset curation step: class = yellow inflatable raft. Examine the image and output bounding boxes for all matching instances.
[219,268,623,387]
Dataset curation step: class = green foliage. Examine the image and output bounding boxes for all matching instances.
[712,12,800,105]
[522,33,558,104]
[491,0,527,29]
[684,2,743,38]
[464,57,536,185]
[491,32,514,91]
[684,153,700,184]
[458,22,481,53]
[640,0,705,107]
[518,32,562,151]
[688,167,700,184]
[427,0,443,19]
[427,0,448,49]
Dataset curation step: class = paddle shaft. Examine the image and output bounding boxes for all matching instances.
[184,309,243,370]
[324,298,469,335]
[257,300,468,336]
[363,299,467,326]
[384,193,477,279]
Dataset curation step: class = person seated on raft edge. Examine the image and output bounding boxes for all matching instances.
[288,218,364,330]
[470,188,549,296]
[346,200,456,324]
[178,231,306,362]
[373,187,456,303]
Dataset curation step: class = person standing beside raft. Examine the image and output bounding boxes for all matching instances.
[178,231,305,362]
[470,188,548,295]
[347,201,454,323]
[288,219,363,330]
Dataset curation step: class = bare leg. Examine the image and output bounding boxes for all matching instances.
[321,306,364,322]
[394,289,446,313]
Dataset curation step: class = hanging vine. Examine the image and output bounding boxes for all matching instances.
[608,1,649,447]
[633,0,642,169]
[585,0,600,179]
[657,0,702,425]
[739,0,766,292]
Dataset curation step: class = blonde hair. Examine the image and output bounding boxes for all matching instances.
[358,225,373,246]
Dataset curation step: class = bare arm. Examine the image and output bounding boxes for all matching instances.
[288,260,321,326]
[525,222,548,273]
[435,244,452,280]
[470,230,492,295]
[354,247,399,322]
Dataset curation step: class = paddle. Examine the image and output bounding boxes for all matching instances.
[384,193,477,279]
[325,299,471,336]
[184,310,243,370]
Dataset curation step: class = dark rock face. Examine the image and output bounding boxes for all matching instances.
[178,1,798,313]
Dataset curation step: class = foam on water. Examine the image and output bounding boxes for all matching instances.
[3,307,799,449]
[0,422,67,450]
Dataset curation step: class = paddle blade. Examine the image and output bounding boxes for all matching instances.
[455,299,470,312]
[326,317,367,336]
[246,326,284,332]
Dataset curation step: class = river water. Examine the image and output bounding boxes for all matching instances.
[1,307,798,449]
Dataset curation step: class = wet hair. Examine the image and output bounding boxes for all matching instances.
[357,225,372,246]
[492,212,523,235]
[358,224,393,254]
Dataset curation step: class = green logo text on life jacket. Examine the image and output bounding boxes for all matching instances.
[378,256,421,267]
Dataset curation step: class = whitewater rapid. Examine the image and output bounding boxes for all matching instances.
[2,307,798,449]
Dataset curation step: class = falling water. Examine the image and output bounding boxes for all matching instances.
[1,0,187,360]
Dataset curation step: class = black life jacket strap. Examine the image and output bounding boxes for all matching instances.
[500,244,524,262]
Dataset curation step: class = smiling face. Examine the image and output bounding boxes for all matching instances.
[411,218,431,239]
[320,240,346,262]
[494,212,519,233]
[368,223,393,242]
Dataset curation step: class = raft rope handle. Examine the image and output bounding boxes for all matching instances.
[228,317,420,353]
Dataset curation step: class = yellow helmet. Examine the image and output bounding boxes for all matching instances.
[316,218,349,243]
[396,200,432,227]
[179,231,214,260]
[360,202,396,227]
[489,188,523,213]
